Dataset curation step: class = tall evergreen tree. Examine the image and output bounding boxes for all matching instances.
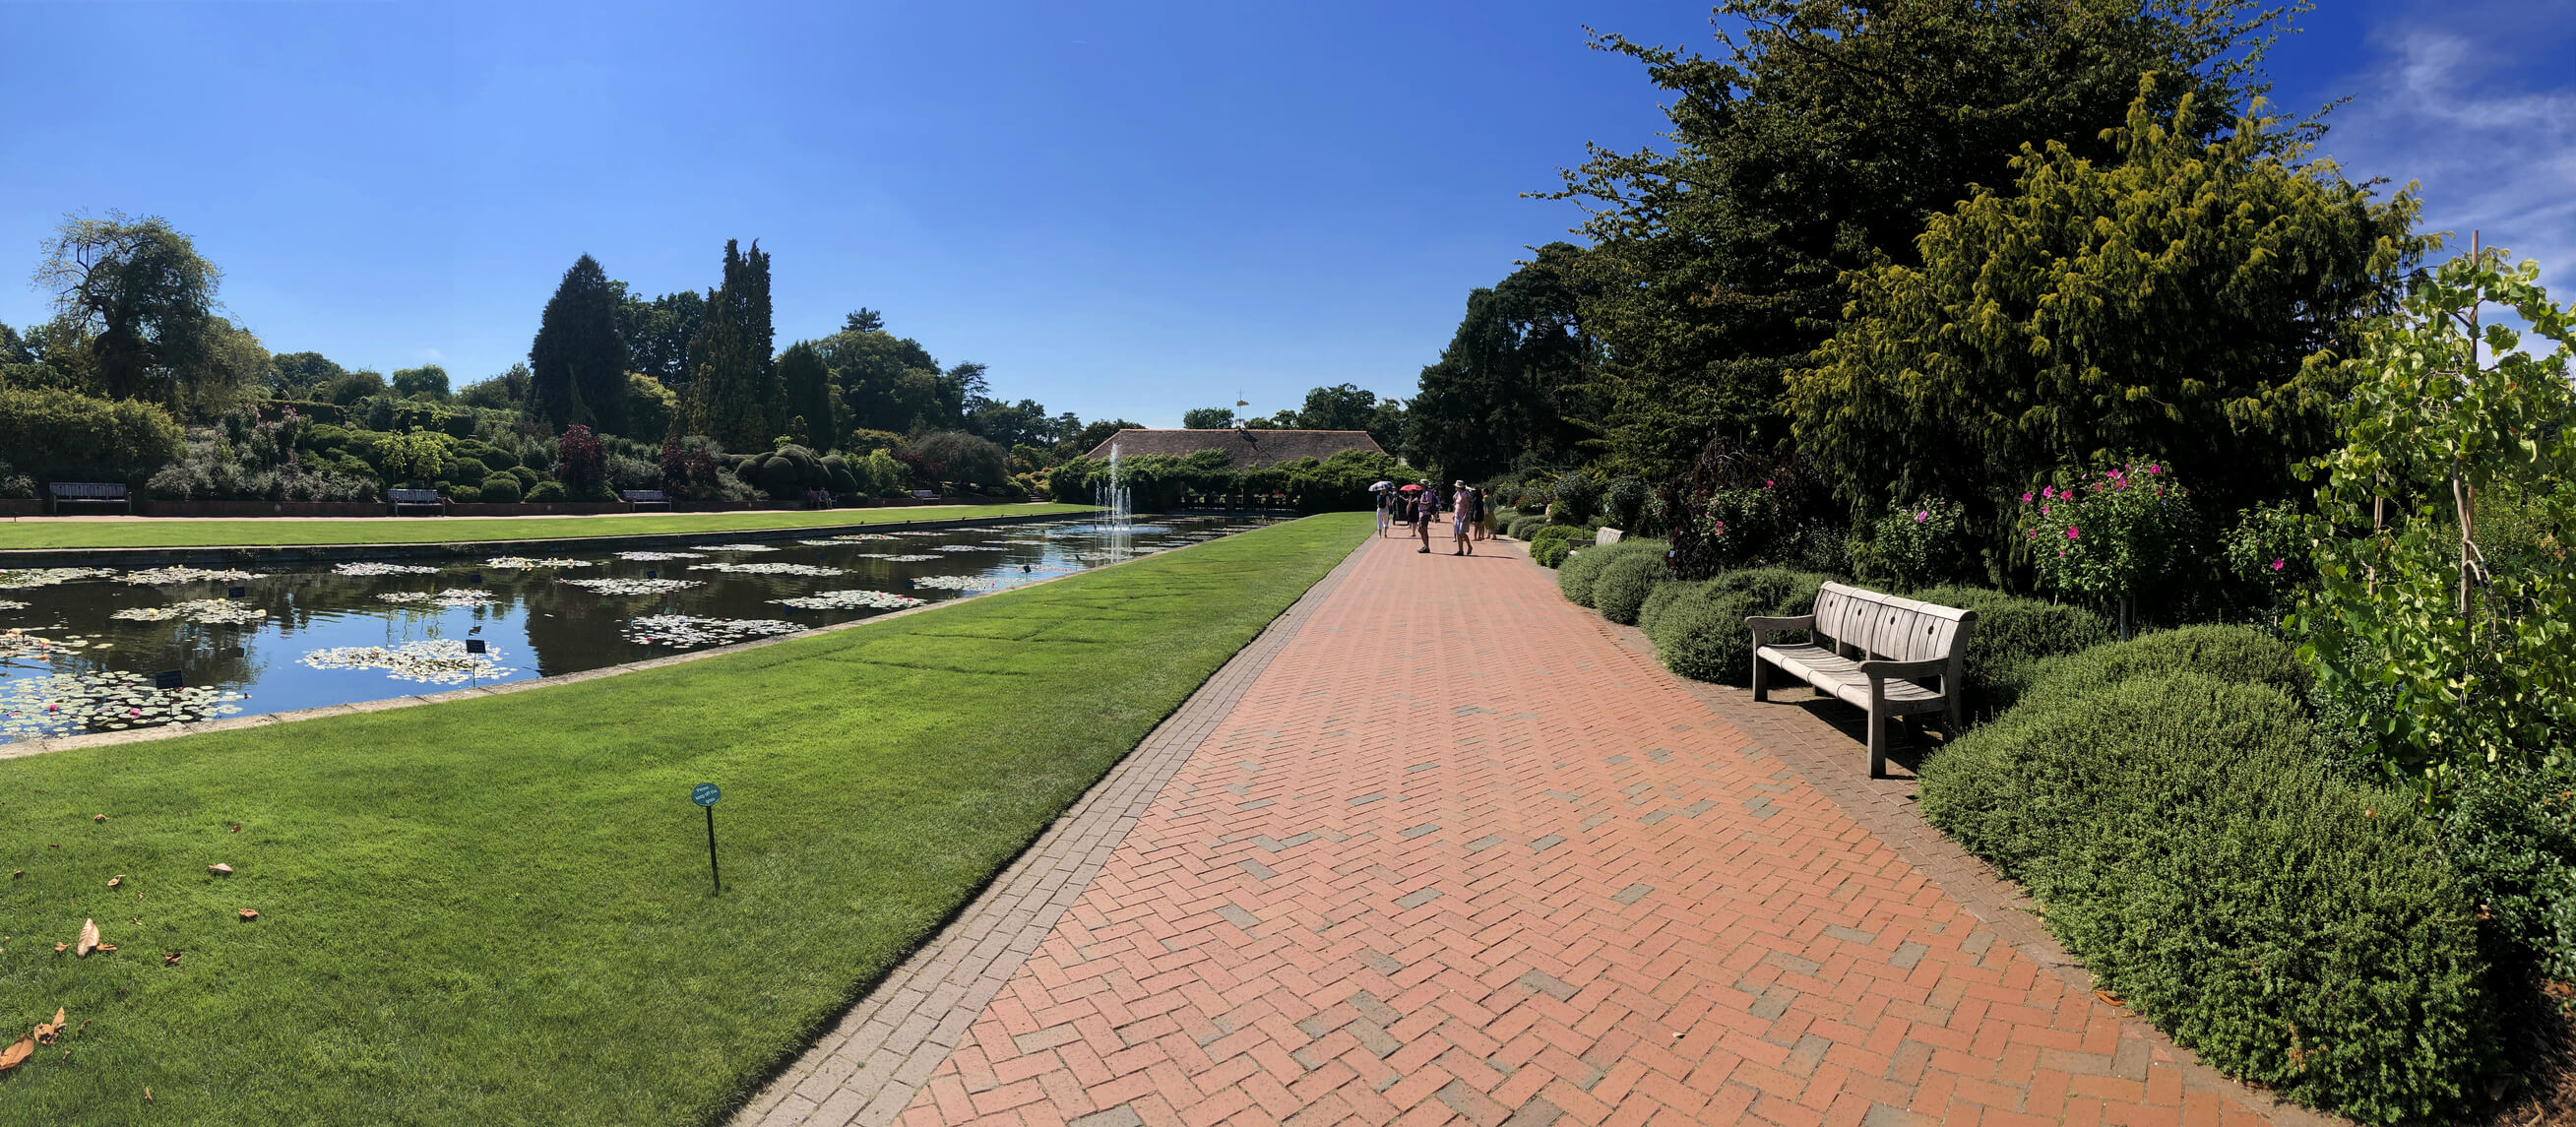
[679,239,777,450]
[528,254,630,434]
[776,340,835,446]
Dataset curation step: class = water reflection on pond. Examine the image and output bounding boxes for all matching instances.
[0,515,1268,743]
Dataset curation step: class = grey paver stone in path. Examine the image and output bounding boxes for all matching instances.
[1238,858,1279,880]
[1824,923,1877,946]
[1399,822,1439,839]
[1068,1107,1145,1127]
[1465,834,1504,852]
[1395,887,1441,909]
[1613,883,1652,905]
[1531,834,1566,851]
[1501,1096,1566,1127]
[1516,970,1579,1001]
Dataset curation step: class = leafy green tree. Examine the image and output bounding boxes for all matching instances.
[612,285,706,387]
[906,430,1007,487]
[1791,90,2420,529]
[375,427,458,486]
[1407,243,1596,482]
[529,254,630,434]
[777,341,835,446]
[1181,407,1236,429]
[678,239,776,450]
[33,212,250,412]
[966,398,1053,449]
[1293,384,1381,431]
[1556,0,2293,476]
[820,321,943,434]
[1064,417,1141,459]
[267,351,346,399]
[0,324,34,365]
[324,369,388,405]
[392,364,451,401]
[2298,249,2576,790]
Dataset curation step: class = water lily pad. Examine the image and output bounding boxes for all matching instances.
[770,590,928,611]
[332,561,441,576]
[613,550,706,561]
[686,562,847,577]
[482,556,595,570]
[377,589,497,608]
[123,566,267,586]
[561,578,704,595]
[622,614,805,648]
[109,598,269,625]
[694,543,779,553]
[300,640,517,685]
[0,568,118,591]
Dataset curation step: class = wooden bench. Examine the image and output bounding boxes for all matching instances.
[1748,583,1977,778]
[388,488,444,516]
[47,481,130,514]
[621,489,671,510]
[910,489,939,501]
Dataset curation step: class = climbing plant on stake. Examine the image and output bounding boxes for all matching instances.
[2297,245,2576,790]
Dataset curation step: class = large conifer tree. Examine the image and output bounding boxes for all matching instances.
[679,239,777,450]
[528,254,630,434]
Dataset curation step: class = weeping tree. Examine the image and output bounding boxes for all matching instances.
[34,212,263,416]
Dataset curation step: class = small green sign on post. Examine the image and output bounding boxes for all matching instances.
[692,783,722,893]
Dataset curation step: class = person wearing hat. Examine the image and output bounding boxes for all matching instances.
[1450,480,1475,555]
[1414,483,1435,552]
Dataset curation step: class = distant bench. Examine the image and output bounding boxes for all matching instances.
[388,488,444,516]
[1749,582,1977,778]
[47,481,129,515]
[911,489,939,501]
[621,489,671,510]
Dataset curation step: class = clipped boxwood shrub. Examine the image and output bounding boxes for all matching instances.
[1590,540,1672,625]
[1919,674,2490,1123]
[478,473,524,504]
[1558,536,1662,607]
[1505,514,1548,540]
[0,386,185,484]
[447,483,481,504]
[1908,585,2112,718]
[1635,579,1707,636]
[2013,624,2309,714]
[1529,525,1588,568]
[526,479,566,502]
[1646,568,1829,685]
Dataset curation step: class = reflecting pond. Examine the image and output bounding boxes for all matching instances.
[0,515,1273,743]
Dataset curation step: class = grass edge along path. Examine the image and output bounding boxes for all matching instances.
[0,501,1092,550]
[0,512,1373,1126]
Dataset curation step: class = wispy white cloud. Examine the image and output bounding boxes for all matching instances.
[2326,25,2576,298]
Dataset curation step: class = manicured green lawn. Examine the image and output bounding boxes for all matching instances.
[0,502,1094,550]
[0,512,1370,1126]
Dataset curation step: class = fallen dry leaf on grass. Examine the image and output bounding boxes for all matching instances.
[32,1009,64,1045]
[237,909,258,921]
[0,1034,31,1071]
[93,814,105,823]
[52,943,66,954]
[145,1087,153,1102]
[75,919,99,958]
[227,823,240,833]
[207,863,232,876]
[107,875,123,888]
[10,870,21,880]
[162,952,181,967]
[2094,989,2125,1007]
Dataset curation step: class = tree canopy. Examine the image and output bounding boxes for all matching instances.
[33,212,257,412]
[678,239,776,450]
[1406,242,1595,483]
[1553,0,2295,476]
[529,254,629,433]
[1791,88,2422,523]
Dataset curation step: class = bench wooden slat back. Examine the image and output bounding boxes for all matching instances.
[1814,582,1972,662]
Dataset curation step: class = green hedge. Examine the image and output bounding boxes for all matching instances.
[1646,568,1829,685]
[1635,579,1705,636]
[2010,623,2311,714]
[1505,514,1549,540]
[1557,536,1664,607]
[1907,585,2112,718]
[1590,540,1672,625]
[1530,526,1587,567]
[1919,671,2489,1123]
[0,387,185,485]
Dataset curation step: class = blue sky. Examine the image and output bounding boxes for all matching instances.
[1,1,2568,429]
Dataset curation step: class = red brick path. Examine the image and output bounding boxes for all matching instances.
[881,536,2287,1127]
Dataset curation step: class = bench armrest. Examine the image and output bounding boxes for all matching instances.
[1857,657,1951,681]
[1745,614,1815,646]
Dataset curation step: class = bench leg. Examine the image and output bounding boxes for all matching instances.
[1866,707,1888,779]
[1751,652,1769,702]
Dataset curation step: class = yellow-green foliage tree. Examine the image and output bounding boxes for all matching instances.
[1790,87,2422,527]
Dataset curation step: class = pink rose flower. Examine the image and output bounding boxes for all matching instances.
[2065,525,2081,540]
[2272,558,2285,572]
[2020,491,2033,503]
[1914,510,1928,523]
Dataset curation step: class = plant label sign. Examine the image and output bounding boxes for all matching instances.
[153,669,184,690]
[692,783,721,807]
[464,639,487,655]
[227,587,246,598]
[692,783,723,893]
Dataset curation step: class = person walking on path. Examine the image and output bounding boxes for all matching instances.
[1451,481,1476,556]
[1376,488,1393,537]
[1414,486,1435,553]
[1468,486,1489,542]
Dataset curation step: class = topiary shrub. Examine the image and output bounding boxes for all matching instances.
[446,483,481,504]
[478,473,523,504]
[1909,585,2114,718]
[1635,579,1707,636]
[1646,568,1829,685]
[1918,673,2491,1123]
[1530,526,1588,568]
[2011,623,2309,715]
[1591,540,1672,625]
[1505,514,1549,540]
[1557,536,1662,607]
[526,479,566,502]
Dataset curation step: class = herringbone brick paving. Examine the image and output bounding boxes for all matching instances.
[783,534,2299,1127]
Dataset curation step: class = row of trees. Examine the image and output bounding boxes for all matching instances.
[1179,384,1408,453]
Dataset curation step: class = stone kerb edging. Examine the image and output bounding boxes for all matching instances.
[726,525,1368,1127]
[0,515,1291,764]
[0,508,1091,569]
